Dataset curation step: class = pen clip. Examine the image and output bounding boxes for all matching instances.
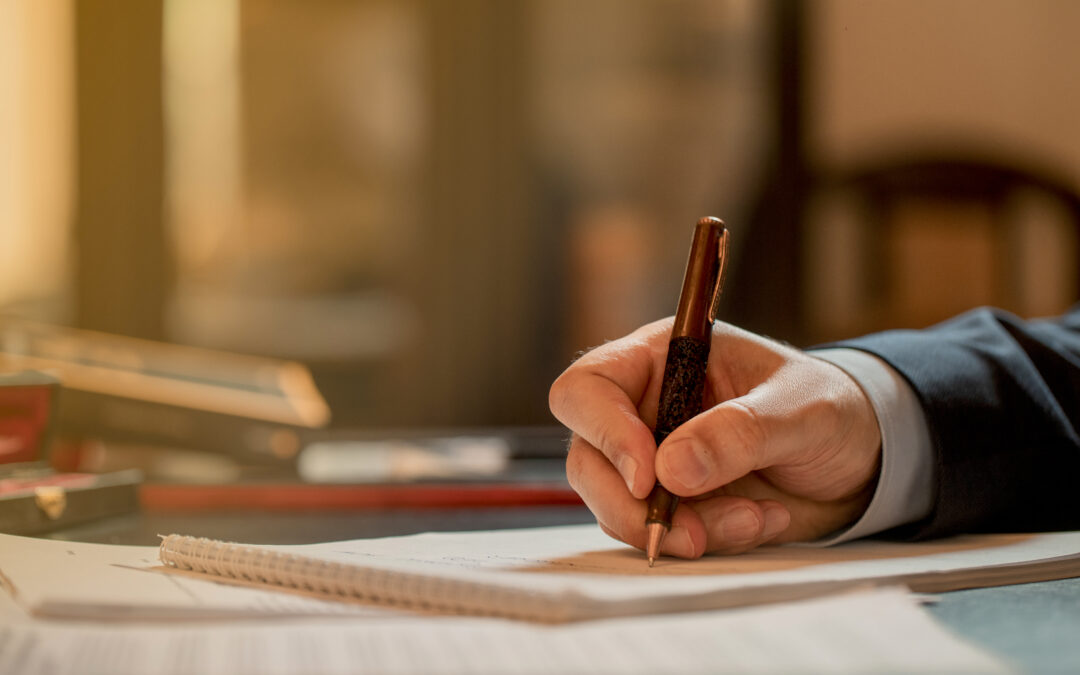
[708,226,729,323]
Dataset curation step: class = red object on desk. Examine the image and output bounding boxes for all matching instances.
[0,378,55,465]
[140,483,584,512]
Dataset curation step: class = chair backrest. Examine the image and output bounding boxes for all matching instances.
[802,153,1080,342]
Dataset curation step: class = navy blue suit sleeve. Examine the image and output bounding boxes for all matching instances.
[833,305,1080,538]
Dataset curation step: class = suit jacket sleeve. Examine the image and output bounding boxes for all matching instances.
[832,305,1080,538]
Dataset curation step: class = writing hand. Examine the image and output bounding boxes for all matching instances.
[549,318,882,558]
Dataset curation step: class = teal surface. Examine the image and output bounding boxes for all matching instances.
[930,578,1080,673]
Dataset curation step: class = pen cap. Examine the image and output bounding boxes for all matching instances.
[671,217,727,340]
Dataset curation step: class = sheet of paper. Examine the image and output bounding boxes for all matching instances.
[0,534,394,619]
[0,587,1006,675]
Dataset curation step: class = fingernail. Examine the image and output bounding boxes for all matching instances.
[662,439,710,490]
[762,505,790,540]
[720,507,761,543]
[615,454,638,494]
[662,526,694,557]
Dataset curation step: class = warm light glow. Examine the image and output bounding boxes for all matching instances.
[0,0,74,319]
[163,0,242,275]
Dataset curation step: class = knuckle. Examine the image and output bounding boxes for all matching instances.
[591,419,622,461]
[810,397,845,444]
[722,400,770,468]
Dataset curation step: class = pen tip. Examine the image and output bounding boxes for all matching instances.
[645,522,666,566]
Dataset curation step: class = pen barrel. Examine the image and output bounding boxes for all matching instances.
[671,219,724,341]
[646,334,711,526]
[645,217,725,540]
[654,335,711,438]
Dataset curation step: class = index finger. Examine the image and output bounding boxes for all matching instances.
[548,319,672,498]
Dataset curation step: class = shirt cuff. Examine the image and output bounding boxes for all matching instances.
[808,348,935,545]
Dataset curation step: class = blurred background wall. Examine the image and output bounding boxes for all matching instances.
[2,0,1078,429]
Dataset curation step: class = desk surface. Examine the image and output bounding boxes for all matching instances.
[38,506,1080,674]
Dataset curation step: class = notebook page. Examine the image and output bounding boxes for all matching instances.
[0,587,1007,675]
[248,523,1080,607]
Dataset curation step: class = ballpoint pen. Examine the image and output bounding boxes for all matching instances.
[645,217,729,566]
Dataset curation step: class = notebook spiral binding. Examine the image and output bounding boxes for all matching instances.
[158,534,575,623]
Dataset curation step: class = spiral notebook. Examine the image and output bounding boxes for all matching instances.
[153,524,1080,623]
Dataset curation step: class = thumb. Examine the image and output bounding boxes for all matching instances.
[654,364,845,497]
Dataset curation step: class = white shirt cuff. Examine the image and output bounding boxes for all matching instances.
[808,348,935,544]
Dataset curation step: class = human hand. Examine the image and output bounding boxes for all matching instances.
[549,318,882,558]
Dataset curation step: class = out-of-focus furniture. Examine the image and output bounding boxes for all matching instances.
[803,153,1080,342]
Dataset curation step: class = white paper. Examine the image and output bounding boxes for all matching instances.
[0,587,1007,675]
[3,525,1080,621]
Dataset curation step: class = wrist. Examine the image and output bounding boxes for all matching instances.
[809,348,935,545]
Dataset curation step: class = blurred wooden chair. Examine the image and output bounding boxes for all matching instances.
[802,153,1080,342]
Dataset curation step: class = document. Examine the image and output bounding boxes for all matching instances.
[0,587,1006,675]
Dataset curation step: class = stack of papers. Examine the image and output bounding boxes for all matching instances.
[5,523,1070,672]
